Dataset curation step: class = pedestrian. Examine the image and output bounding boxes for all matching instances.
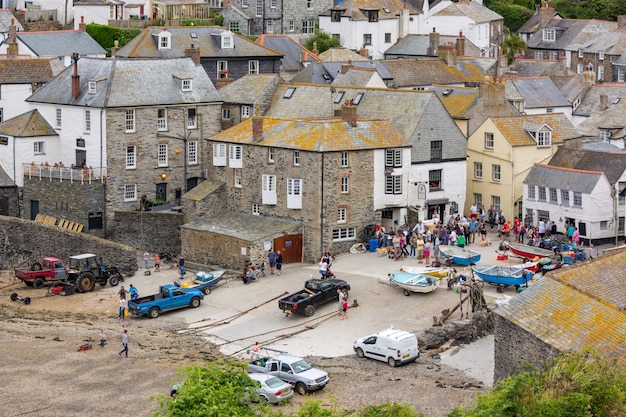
[416,234,424,263]
[251,341,259,360]
[143,250,150,269]
[341,298,349,320]
[392,232,402,260]
[179,265,186,280]
[117,285,127,300]
[154,253,160,272]
[479,221,487,241]
[178,254,185,274]
[129,284,139,300]
[469,218,478,244]
[275,250,283,276]
[267,249,276,275]
[319,258,329,278]
[572,227,580,246]
[456,232,466,248]
[424,237,431,266]
[337,288,345,316]
[119,329,128,357]
[323,249,334,267]
[118,296,126,320]
[99,329,107,348]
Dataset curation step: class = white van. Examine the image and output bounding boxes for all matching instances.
[353,327,420,367]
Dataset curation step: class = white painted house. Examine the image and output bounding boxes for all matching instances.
[73,0,152,29]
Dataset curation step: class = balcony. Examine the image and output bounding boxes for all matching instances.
[23,164,107,184]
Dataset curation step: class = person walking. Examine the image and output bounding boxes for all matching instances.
[267,249,276,275]
[178,254,185,276]
[119,329,128,357]
[337,288,345,317]
[275,250,283,276]
[118,296,126,320]
[251,341,259,360]
[129,284,139,300]
[154,253,161,272]
[143,250,150,269]
[340,298,348,320]
[117,285,127,301]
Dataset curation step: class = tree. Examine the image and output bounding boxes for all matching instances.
[304,30,341,54]
[502,34,527,64]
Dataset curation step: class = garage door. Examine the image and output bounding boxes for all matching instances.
[273,234,302,264]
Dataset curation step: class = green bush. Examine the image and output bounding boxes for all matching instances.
[86,24,142,56]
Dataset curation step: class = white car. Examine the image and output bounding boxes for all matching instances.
[248,373,294,404]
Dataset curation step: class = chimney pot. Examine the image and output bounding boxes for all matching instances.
[79,16,86,32]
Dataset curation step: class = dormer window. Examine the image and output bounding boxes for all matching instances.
[331,10,342,22]
[542,28,555,42]
[366,10,378,22]
[158,31,171,50]
[526,125,553,147]
[88,81,96,94]
[221,30,234,49]
[182,79,192,91]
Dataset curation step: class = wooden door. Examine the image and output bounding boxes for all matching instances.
[273,234,302,264]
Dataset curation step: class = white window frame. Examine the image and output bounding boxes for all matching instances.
[262,174,277,205]
[187,108,197,129]
[84,110,91,133]
[429,170,442,190]
[56,108,62,129]
[126,145,136,169]
[252,202,260,215]
[157,108,167,131]
[537,131,551,147]
[242,0,248,7]
[542,28,555,42]
[241,106,250,119]
[234,168,242,188]
[528,185,536,199]
[88,81,96,94]
[578,48,584,58]
[213,143,226,166]
[385,175,402,194]
[124,184,137,202]
[341,176,349,193]
[492,195,501,212]
[332,227,356,242]
[256,0,262,16]
[289,20,294,32]
[159,34,170,49]
[341,151,349,167]
[249,60,259,74]
[287,178,302,209]
[34,141,45,154]
[573,192,582,207]
[385,149,402,167]
[158,143,168,167]
[221,33,233,49]
[561,189,569,205]
[266,20,273,33]
[125,109,135,133]
[182,79,192,92]
[577,63,583,74]
[484,132,494,149]
[271,0,277,8]
[337,207,347,223]
[538,186,547,201]
[188,140,198,165]
[474,162,482,179]
[222,108,231,120]
[217,61,228,79]
[549,188,558,203]
[229,145,243,168]
[599,50,605,60]
[598,65,604,81]
[293,150,300,166]
[492,164,501,182]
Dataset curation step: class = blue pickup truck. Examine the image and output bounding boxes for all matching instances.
[127,284,204,318]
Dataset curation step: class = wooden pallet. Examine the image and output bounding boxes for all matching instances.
[35,214,84,233]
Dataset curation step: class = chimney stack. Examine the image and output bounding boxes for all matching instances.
[427,28,439,56]
[479,82,506,107]
[505,66,518,81]
[312,41,319,55]
[252,109,264,142]
[456,31,465,57]
[79,16,86,32]
[599,94,608,110]
[618,15,626,29]
[538,1,555,27]
[111,40,120,56]
[340,61,353,74]
[359,45,369,58]
[6,19,18,57]
[341,101,357,127]
[440,42,456,66]
[184,44,201,65]
[71,53,81,101]
[559,51,566,67]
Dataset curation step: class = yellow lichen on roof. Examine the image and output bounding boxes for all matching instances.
[492,113,578,146]
[439,91,478,117]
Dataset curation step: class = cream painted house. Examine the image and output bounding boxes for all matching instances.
[466,113,578,221]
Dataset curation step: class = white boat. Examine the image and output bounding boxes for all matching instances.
[400,266,449,279]
[388,272,441,296]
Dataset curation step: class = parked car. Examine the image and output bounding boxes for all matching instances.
[278,278,350,317]
[128,285,203,318]
[248,373,294,404]
[353,327,420,367]
[248,353,329,395]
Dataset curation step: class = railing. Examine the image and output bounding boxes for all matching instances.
[23,164,107,184]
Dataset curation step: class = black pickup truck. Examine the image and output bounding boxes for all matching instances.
[278,279,350,317]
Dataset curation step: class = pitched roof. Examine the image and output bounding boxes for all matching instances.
[116,26,283,59]
[17,31,106,57]
[527,19,617,52]
[0,57,64,84]
[490,113,578,146]
[255,34,320,71]
[504,77,570,108]
[548,148,626,184]
[321,0,420,20]
[0,109,58,137]
[384,58,488,87]
[210,116,410,151]
[27,57,221,108]
[430,85,480,118]
[384,33,482,57]
[318,47,369,62]
[523,163,602,194]
[549,74,589,104]
[218,74,281,105]
[429,0,502,23]
[0,164,15,187]
[290,61,392,85]
[576,105,626,139]
[331,67,380,87]
[573,83,626,117]
[510,58,575,77]
[0,9,24,32]
[495,249,626,370]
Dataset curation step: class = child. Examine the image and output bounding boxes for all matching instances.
[99,329,107,348]
[129,284,139,300]
[341,298,348,320]
[424,237,431,266]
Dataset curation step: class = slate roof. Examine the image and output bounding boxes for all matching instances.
[290,61,392,85]
[495,249,626,370]
[384,58,488,87]
[383,34,481,57]
[524,163,601,194]
[517,6,558,35]
[0,109,58,137]
[576,105,626,139]
[210,116,411,151]
[331,67,379,87]
[548,148,626,184]
[115,26,283,59]
[0,9,24,32]
[490,113,578,146]
[504,77,570,109]
[181,178,224,201]
[0,57,64,84]
[218,74,281,105]
[17,31,106,57]
[430,85,479,118]
[27,57,221,108]
[255,35,320,71]
[0,164,15,187]
[549,75,589,104]
[74,0,119,4]
[318,48,369,62]
[321,0,420,20]
[429,0,502,23]
[527,19,617,52]
[510,58,575,77]
[573,83,626,117]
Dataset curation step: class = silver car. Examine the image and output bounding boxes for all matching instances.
[248,372,294,404]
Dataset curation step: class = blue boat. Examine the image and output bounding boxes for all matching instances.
[388,272,441,296]
[439,246,481,266]
[471,265,532,287]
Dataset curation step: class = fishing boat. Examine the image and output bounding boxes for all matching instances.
[439,246,481,266]
[388,272,441,296]
[471,265,533,287]
[400,266,449,278]
[504,242,553,260]
[175,269,225,295]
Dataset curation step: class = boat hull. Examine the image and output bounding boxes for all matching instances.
[505,242,553,260]
[388,272,441,295]
[439,246,481,266]
[472,265,532,287]
[400,266,449,278]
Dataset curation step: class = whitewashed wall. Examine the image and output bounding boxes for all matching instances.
[0,84,33,121]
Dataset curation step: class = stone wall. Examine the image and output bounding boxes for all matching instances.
[181,227,250,270]
[0,215,138,277]
[493,313,560,381]
[418,311,494,350]
[112,211,183,258]
[0,187,20,217]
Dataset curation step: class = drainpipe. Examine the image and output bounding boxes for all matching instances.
[320,151,324,257]
[100,108,106,236]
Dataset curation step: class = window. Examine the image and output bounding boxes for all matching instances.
[242,0,248,7]
[385,149,401,167]
[542,28,555,41]
[84,110,91,133]
[385,33,391,43]
[252,202,260,215]
[188,140,198,165]
[293,150,300,166]
[332,227,356,242]
[337,208,347,223]
[341,176,349,193]
[187,108,197,129]
[125,109,135,132]
[229,22,240,32]
[492,164,501,182]
[331,10,341,22]
[159,34,170,49]
[537,131,551,147]
[34,141,45,154]
[255,0,263,16]
[158,143,168,167]
[262,174,277,205]
[528,185,536,199]
[0,108,3,122]
[126,145,136,169]
[157,108,167,131]
[534,50,544,60]
[549,51,559,60]
[124,184,137,202]
[302,20,315,34]
[538,186,546,201]
[229,145,242,168]
[241,106,250,118]
[213,143,226,166]
[578,49,584,58]
[217,61,228,78]
[271,0,276,7]
[287,178,302,209]
[430,140,442,160]
[306,0,312,8]
[334,91,345,104]
[429,170,442,190]
[367,10,378,22]
[363,34,372,45]
[181,79,192,92]
[341,151,349,167]
[268,147,275,163]
[484,132,494,149]
[222,33,233,49]
[549,188,558,203]
[546,108,553,113]
[385,175,402,194]
[56,108,62,128]
[599,50,605,60]
[598,65,604,81]
[289,20,294,32]
[561,189,569,205]
[577,64,583,75]
[353,92,364,105]
[266,20,273,33]
[88,81,96,94]
[600,221,608,230]
[619,68,625,83]
[222,108,231,120]
[573,192,582,207]
[284,87,296,99]
[537,210,550,222]
[234,168,242,188]
[249,60,259,74]
[474,193,482,207]
[474,162,483,179]
[492,195,500,212]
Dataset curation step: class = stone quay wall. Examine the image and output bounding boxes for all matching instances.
[112,211,183,258]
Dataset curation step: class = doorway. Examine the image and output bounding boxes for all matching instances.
[273,234,302,264]
[156,183,167,202]
[75,150,86,167]
[30,200,39,220]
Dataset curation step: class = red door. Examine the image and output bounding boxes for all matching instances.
[273,234,302,264]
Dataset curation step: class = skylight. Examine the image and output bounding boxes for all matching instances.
[284,87,296,99]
